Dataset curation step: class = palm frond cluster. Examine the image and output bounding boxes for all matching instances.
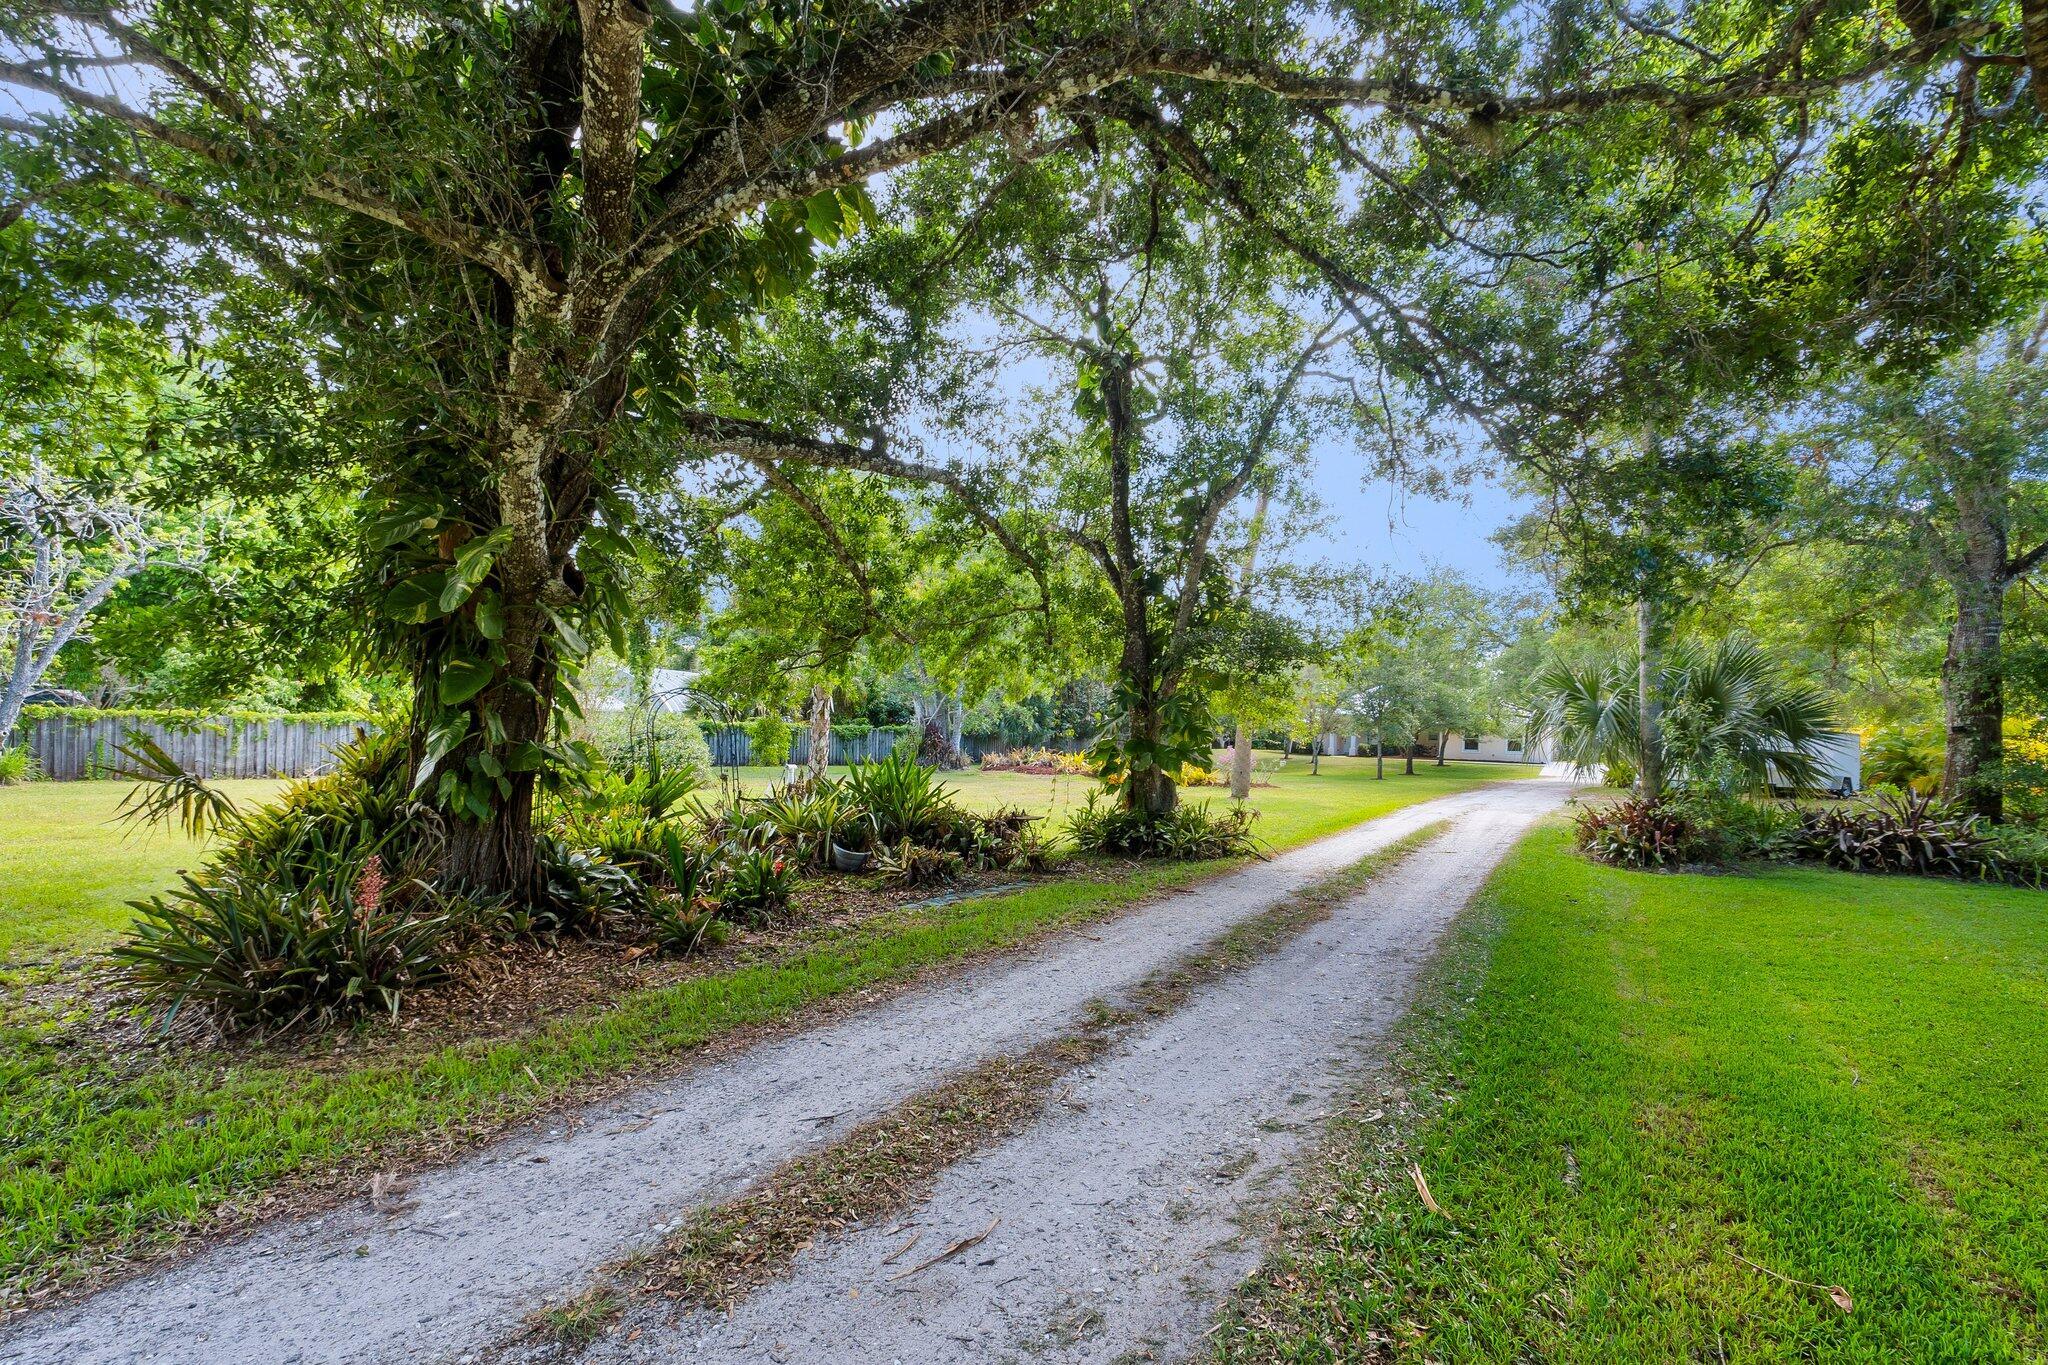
[1532,639,1835,795]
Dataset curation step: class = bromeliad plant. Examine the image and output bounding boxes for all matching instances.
[1795,787,2007,880]
[112,856,477,1036]
[716,846,796,926]
[875,839,964,888]
[1066,790,1261,861]
[842,749,957,845]
[645,829,727,955]
[1571,797,1706,869]
[754,779,868,867]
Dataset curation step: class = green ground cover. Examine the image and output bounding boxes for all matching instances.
[1222,824,2048,1363]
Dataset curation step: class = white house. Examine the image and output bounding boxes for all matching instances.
[1308,731,1553,763]
[1439,731,1553,763]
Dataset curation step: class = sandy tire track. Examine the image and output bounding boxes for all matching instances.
[564,782,1564,1364]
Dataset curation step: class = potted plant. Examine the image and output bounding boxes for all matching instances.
[830,812,878,872]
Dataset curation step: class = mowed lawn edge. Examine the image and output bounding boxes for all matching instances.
[1,759,1535,1303]
[1217,822,2048,1364]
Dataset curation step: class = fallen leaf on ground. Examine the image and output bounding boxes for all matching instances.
[1409,1163,1448,1218]
[369,1172,413,1213]
[1729,1251,1853,1314]
[880,1231,922,1265]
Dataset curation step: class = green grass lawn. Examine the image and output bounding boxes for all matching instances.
[1222,826,2048,1363]
[0,779,282,961]
[0,757,1528,961]
[0,755,1533,1299]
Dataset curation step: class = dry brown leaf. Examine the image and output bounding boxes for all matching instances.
[1409,1163,1448,1219]
[369,1172,414,1213]
[880,1231,922,1265]
[887,1217,999,1282]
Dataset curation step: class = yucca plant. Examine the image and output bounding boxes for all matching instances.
[842,749,958,845]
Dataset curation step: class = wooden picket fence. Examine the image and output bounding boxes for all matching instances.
[21,714,374,781]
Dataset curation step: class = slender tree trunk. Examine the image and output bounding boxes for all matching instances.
[1941,568,2008,820]
[1404,733,1416,775]
[1435,730,1446,766]
[1636,596,1664,799]
[1229,726,1255,800]
[1375,739,1384,779]
[807,684,832,780]
[1310,739,1319,775]
[1228,488,1271,802]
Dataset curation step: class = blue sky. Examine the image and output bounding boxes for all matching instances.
[1293,448,1537,591]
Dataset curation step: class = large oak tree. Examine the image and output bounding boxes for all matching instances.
[2,0,2007,890]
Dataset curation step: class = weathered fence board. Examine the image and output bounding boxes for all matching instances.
[21,715,373,781]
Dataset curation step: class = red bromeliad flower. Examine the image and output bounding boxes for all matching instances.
[354,855,387,914]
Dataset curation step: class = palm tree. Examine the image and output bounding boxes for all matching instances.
[1532,638,1835,795]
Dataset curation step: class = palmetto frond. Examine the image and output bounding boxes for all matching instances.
[1529,656,1639,775]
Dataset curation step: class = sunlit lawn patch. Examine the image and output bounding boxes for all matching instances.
[1223,825,2048,1362]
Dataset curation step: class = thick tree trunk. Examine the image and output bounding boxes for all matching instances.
[807,684,832,780]
[1123,690,1179,817]
[439,676,549,899]
[1229,722,1254,800]
[1937,463,2012,821]
[1435,731,1446,766]
[1099,353,1178,820]
[1636,597,1664,799]
[1941,573,2006,820]
[1404,734,1416,776]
